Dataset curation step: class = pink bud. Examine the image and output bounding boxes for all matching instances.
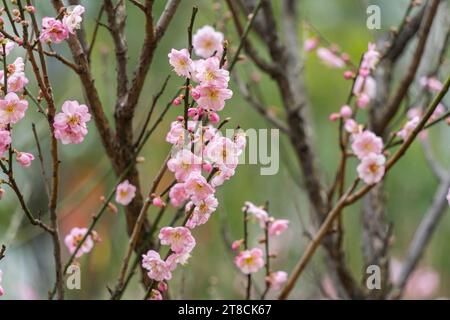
[14,36,23,46]
[343,70,354,80]
[202,162,213,173]
[16,152,35,167]
[357,94,370,108]
[340,105,352,119]
[304,37,319,52]
[187,108,198,118]
[158,282,168,292]
[172,97,181,106]
[191,88,201,100]
[231,239,244,251]
[152,197,165,208]
[208,111,220,124]
[25,5,36,13]
[328,113,340,122]
[341,53,350,62]
[176,116,184,122]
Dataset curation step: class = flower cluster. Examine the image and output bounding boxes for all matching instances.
[40,5,85,43]
[350,129,386,185]
[53,100,91,144]
[352,43,379,108]
[140,25,244,299]
[232,202,289,294]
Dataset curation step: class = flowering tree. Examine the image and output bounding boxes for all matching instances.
[0,0,449,300]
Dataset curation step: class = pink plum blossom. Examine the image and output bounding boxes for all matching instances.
[304,37,319,52]
[235,248,265,274]
[166,120,188,146]
[184,172,215,202]
[0,41,15,56]
[316,47,345,68]
[344,119,361,135]
[0,92,28,125]
[167,149,202,182]
[361,43,380,71]
[8,57,25,75]
[340,105,352,118]
[269,219,289,237]
[53,100,91,144]
[266,271,288,290]
[195,57,229,87]
[420,76,443,93]
[353,76,376,108]
[192,25,224,58]
[397,116,419,141]
[64,227,94,258]
[115,180,136,205]
[6,72,29,93]
[166,252,191,271]
[210,165,235,187]
[169,183,189,207]
[39,17,69,43]
[204,136,239,169]
[168,48,193,78]
[62,5,85,34]
[141,250,172,282]
[195,85,233,111]
[0,129,11,156]
[243,201,268,227]
[15,151,34,167]
[351,131,383,159]
[186,195,218,229]
[357,153,386,185]
[159,226,196,254]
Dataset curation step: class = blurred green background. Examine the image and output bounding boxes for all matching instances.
[0,0,449,299]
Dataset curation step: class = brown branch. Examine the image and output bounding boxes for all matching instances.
[155,0,181,42]
[375,0,440,134]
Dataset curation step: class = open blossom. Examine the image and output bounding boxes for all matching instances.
[62,5,85,34]
[243,201,268,227]
[195,57,229,87]
[6,72,29,93]
[195,85,233,111]
[0,41,15,56]
[159,227,196,254]
[15,152,34,167]
[210,165,235,187]
[148,289,163,300]
[235,248,265,274]
[166,252,191,271]
[357,153,386,185]
[64,227,94,258]
[186,195,218,229]
[205,136,239,169]
[40,17,69,43]
[397,116,419,141]
[167,149,202,182]
[420,76,443,93]
[361,43,379,71]
[142,250,172,282]
[166,120,190,146]
[0,129,11,156]
[53,100,91,144]
[184,172,215,202]
[316,47,345,68]
[0,269,4,296]
[115,180,136,205]
[344,119,361,135]
[8,57,25,75]
[266,271,288,290]
[269,219,289,237]
[169,183,189,207]
[351,131,383,159]
[353,75,376,108]
[0,92,28,125]
[192,25,224,58]
[168,48,193,78]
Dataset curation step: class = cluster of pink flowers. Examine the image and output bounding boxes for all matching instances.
[40,5,85,43]
[140,25,244,300]
[232,202,289,294]
[0,46,36,169]
[53,100,91,144]
[64,227,97,258]
[349,129,386,185]
[352,43,379,108]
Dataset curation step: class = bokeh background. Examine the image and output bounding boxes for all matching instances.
[0,0,449,299]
